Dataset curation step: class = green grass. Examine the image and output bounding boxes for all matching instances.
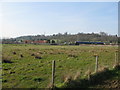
[2,44,118,88]
[59,66,120,88]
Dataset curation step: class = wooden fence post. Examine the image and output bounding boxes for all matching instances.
[95,56,98,73]
[115,51,118,65]
[115,52,117,65]
[52,60,55,88]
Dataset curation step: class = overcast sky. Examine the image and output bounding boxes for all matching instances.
[0,2,118,38]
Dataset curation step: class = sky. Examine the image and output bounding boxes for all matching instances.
[0,2,118,38]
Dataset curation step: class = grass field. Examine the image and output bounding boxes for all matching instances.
[2,44,118,88]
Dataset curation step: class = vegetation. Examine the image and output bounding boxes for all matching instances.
[60,65,120,89]
[2,32,118,44]
[2,44,119,88]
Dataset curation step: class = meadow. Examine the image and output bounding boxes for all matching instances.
[2,44,118,88]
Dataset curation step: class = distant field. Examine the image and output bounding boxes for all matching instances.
[2,44,118,88]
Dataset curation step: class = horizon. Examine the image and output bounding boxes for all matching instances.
[1,2,118,38]
[1,31,118,39]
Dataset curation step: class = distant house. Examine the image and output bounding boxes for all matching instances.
[24,40,47,44]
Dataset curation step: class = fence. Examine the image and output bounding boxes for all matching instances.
[50,51,119,88]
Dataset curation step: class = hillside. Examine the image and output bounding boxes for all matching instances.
[2,32,118,44]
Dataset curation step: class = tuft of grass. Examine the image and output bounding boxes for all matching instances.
[68,54,78,58]
[113,64,120,70]
[20,54,23,58]
[12,51,16,55]
[34,56,42,59]
[64,75,72,83]
[31,53,36,56]
[73,71,81,80]
[2,79,7,83]
[2,56,13,63]
[98,66,109,72]
[33,77,43,82]
[84,70,92,80]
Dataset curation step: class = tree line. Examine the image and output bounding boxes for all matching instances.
[2,32,119,44]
